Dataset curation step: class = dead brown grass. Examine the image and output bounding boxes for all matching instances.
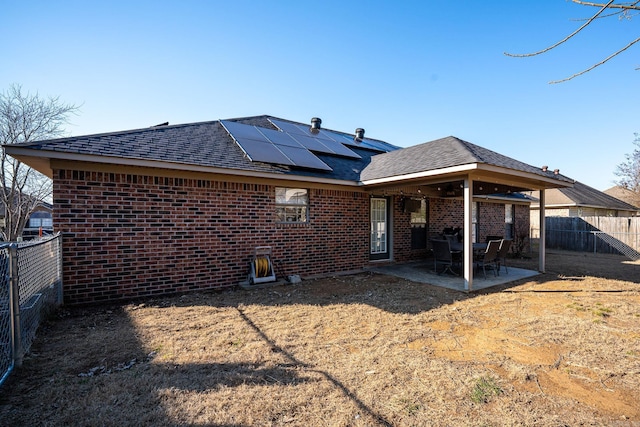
[1,250,639,426]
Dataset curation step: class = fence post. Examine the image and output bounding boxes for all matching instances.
[8,243,23,367]
[56,234,64,305]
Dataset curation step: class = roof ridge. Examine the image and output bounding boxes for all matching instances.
[16,119,223,146]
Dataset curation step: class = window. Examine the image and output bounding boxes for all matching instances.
[29,217,53,228]
[505,204,514,239]
[410,199,427,249]
[370,198,388,255]
[276,187,308,223]
[472,202,478,243]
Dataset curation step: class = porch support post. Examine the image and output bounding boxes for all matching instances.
[463,176,474,291]
[539,189,546,273]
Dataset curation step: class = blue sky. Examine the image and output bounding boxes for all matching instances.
[3,0,638,190]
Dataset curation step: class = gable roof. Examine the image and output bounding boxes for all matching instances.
[360,136,573,187]
[529,181,640,212]
[4,115,573,191]
[604,186,640,209]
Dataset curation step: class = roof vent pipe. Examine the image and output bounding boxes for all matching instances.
[310,117,322,133]
[355,128,365,142]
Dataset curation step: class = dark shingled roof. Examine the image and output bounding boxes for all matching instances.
[11,116,388,182]
[360,136,571,182]
[6,116,572,187]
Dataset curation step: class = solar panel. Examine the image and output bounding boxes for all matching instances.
[288,133,335,153]
[269,119,307,136]
[318,137,362,158]
[321,129,396,152]
[269,119,361,159]
[222,118,396,171]
[362,139,398,152]
[257,127,303,148]
[233,138,295,165]
[276,145,332,171]
[268,118,399,153]
[221,120,335,171]
[220,120,266,141]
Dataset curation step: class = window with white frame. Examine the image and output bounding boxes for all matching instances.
[472,202,478,243]
[505,204,514,239]
[29,217,53,228]
[276,187,308,223]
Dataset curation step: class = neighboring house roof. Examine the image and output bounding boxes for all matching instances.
[528,181,640,213]
[4,115,573,191]
[604,185,640,209]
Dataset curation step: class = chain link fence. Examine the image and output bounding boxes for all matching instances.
[0,233,62,387]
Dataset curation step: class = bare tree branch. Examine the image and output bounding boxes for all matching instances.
[504,0,615,58]
[550,36,640,83]
[571,0,640,10]
[0,84,78,241]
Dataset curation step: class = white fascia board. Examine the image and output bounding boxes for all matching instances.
[360,164,478,186]
[360,163,572,188]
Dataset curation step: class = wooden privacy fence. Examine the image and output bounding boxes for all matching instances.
[530,216,640,259]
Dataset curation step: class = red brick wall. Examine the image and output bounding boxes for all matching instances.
[54,169,370,305]
[478,201,530,251]
[428,198,464,240]
[393,196,429,261]
[426,198,530,247]
[478,201,505,240]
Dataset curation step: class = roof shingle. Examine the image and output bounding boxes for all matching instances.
[5,116,574,188]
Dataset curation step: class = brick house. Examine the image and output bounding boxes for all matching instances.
[5,115,572,304]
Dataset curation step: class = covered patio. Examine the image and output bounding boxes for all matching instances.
[370,260,539,292]
[361,136,574,291]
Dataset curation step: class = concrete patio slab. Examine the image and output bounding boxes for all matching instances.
[369,260,539,292]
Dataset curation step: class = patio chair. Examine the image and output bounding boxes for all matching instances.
[485,235,503,243]
[431,239,459,276]
[476,240,501,279]
[495,239,512,274]
[444,234,460,250]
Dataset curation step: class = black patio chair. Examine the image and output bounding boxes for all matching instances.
[495,239,512,274]
[476,240,501,279]
[431,239,459,276]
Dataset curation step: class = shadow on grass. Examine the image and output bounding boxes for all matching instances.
[236,307,393,427]
[2,250,637,425]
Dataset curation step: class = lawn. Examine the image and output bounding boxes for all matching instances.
[1,250,639,426]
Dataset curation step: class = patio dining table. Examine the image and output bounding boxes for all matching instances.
[449,242,488,255]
